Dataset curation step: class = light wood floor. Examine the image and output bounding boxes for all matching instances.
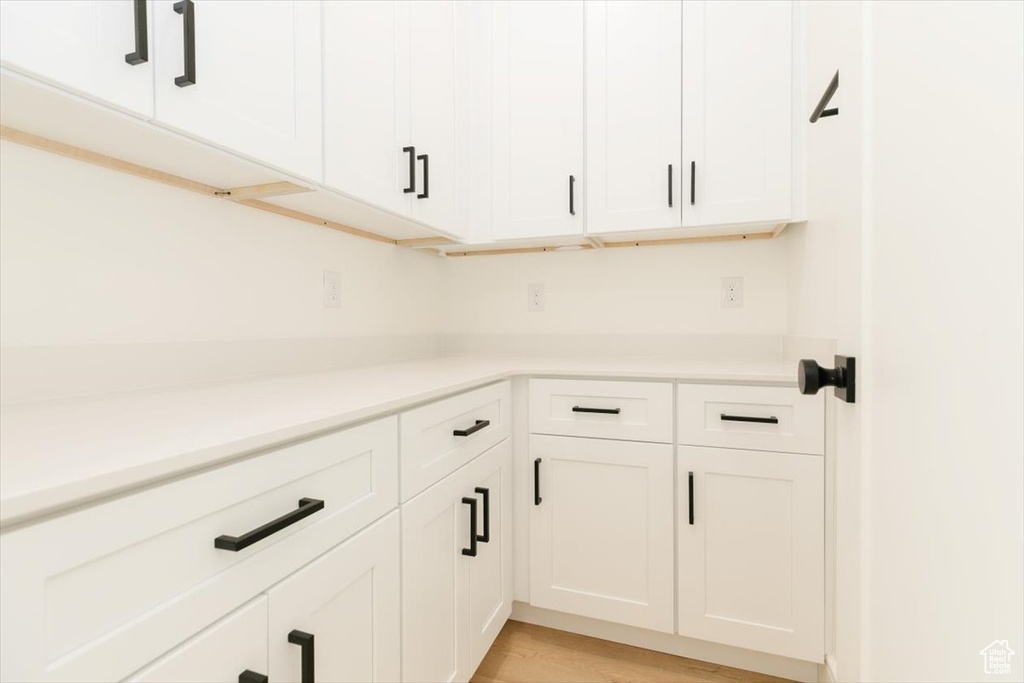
[471,621,795,683]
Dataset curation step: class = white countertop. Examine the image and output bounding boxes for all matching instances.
[0,355,796,527]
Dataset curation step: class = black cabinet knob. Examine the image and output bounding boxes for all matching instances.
[798,355,856,403]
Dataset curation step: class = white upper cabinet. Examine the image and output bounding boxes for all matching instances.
[153,0,322,182]
[491,0,585,240]
[586,1,682,234]
[0,0,154,118]
[322,0,405,215]
[682,0,793,228]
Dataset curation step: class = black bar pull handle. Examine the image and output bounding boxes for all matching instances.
[417,153,429,199]
[720,413,779,424]
[668,164,673,207]
[690,161,696,205]
[688,471,694,525]
[402,146,416,193]
[173,0,195,87]
[474,487,490,543]
[125,0,148,65]
[238,671,269,683]
[533,458,542,506]
[461,497,478,557]
[572,406,620,415]
[569,175,576,215]
[288,630,315,683]
[215,498,324,552]
[809,70,840,123]
[453,419,489,437]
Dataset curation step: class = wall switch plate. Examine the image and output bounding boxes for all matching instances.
[323,270,342,308]
[721,276,743,308]
[528,283,545,312]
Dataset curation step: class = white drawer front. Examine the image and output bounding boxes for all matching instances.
[0,417,397,683]
[529,379,673,443]
[676,384,824,455]
[400,381,511,502]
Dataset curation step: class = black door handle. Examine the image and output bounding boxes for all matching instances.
[690,161,696,205]
[569,175,576,215]
[288,630,314,683]
[402,146,416,193]
[688,471,694,525]
[125,0,148,65]
[533,458,542,506]
[172,0,195,87]
[417,153,429,199]
[214,498,324,551]
[572,406,620,415]
[668,164,673,207]
[799,356,856,403]
[720,413,779,424]
[461,497,478,557]
[238,672,269,683]
[453,419,489,437]
[474,487,490,543]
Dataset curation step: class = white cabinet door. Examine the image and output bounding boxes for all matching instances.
[267,512,401,683]
[464,441,513,672]
[402,0,458,230]
[0,0,154,117]
[153,0,322,181]
[682,0,792,228]
[128,597,268,683]
[322,0,408,215]
[529,435,674,632]
[678,447,824,662]
[586,1,681,234]
[492,0,584,240]
[401,465,471,683]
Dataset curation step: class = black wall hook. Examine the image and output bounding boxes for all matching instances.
[810,70,839,123]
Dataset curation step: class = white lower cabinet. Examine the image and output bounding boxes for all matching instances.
[128,597,269,683]
[402,439,513,682]
[678,447,824,662]
[267,511,401,683]
[529,434,674,633]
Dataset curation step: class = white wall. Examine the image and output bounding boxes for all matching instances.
[0,141,446,399]
[442,239,790,337]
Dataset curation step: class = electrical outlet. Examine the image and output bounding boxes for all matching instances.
[528,283,545,312]
[323,270,342,308]
[721,276,743,308]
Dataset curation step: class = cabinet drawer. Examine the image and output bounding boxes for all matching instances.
[529,379,673,443]
[0,417,397,683]
[676,384,824,455]
[127,597,268,683]
[400,381,510,502]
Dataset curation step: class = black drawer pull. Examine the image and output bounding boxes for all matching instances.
[215,498,324,551]
[125,0,148,65]
[475,487,490,543]
[417,153,429,199]
[288,630,315,683]
[462,497,478,557]
[172,0,195,87]
[402,146,416,193]
[238,671,268,683]
[534,458,542,506]
[572,406,620,415]
[690,160,696,205]
[668,163,673,207]
[688,471,694,525]
[569,175,576,215]
[453,419,489,437]
[720,413,779,424]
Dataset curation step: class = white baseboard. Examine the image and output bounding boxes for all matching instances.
[510,602,820,683]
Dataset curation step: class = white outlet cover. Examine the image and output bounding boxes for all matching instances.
[528,283,545,312]
[721,276,743,308]
[324,270,342,308]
